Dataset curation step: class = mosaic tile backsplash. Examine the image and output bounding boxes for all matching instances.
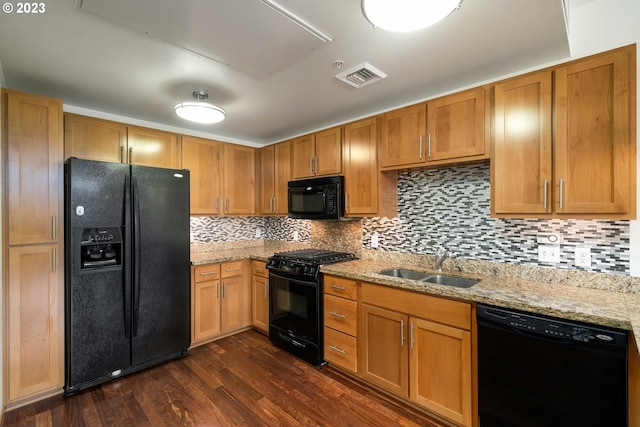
[190,163,630,275]
[363,164,630,275]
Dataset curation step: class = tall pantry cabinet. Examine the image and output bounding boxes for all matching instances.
[2,89,64,406]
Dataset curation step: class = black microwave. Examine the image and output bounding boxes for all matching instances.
[288,176,344,220]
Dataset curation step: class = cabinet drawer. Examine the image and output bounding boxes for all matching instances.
[221,260,244,278]
[324,275,357,300]
[324,327,357,373]
[251,260,268,278]
[324,294,357,336]
[361,282,471,330]
[194,263,221,283]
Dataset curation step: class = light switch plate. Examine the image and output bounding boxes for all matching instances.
[538,245,560,263]
[371,233,379,248]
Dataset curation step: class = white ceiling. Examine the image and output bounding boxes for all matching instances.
[0,0,572,145]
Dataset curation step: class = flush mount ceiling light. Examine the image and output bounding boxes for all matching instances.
[174,91,226,124]
[361,0,463,32]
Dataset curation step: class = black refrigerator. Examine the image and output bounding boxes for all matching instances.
[64,158,191,394]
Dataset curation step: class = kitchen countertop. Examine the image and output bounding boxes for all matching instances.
[190,243,640,354]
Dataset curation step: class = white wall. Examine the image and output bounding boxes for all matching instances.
[569,0,640,276]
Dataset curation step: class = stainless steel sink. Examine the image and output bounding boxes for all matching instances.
[378,268,478,288]
[378,268,429,281]
[421,275,478,288]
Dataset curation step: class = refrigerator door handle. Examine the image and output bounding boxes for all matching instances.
[132,176,142,337]
[124,173,132,339]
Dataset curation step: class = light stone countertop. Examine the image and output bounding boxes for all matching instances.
[189,243,640,355]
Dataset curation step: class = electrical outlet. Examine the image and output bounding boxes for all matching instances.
[371,233,379,248]
[255,228,262,238]
[293,230,300,241]
[538,245,560,263]
[575,247,591,267]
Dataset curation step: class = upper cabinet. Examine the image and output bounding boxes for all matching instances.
[426,87,489,164]
[380,87,489,171]
[6,90,63,245]
[182,136,223,215]
[492,45,636,219]
[64,114,181,169]
[64,114,126,163]
[343,116,397,217]
[126,125,181,169]
[291,126,342,179]
[260,141,290,215]
[223,144,257,215]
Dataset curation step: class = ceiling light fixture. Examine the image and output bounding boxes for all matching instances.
[361,0,463,32]
[174,91,226,124]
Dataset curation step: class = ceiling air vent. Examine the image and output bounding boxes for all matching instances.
[335,62,387,88]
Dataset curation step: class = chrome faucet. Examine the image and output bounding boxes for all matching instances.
[434,247,452,272]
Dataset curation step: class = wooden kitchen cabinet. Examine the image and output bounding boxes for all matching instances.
[182,136,224,215]
[343,116,397,217]
[426,87,489,164]
[126,125,181,168]
[380,104,426,169]
[380,87,488,171]
[191,260,250,346]
[323,275,359,373]
[259,141,290,215]
[192,263,222,343]
[3,89,65,405]
[492,44,636,219]
[64,114,127,163]
[291,126,342,179]
[360,282,473,427]
[251,260,269,333]
[223,143,257,215]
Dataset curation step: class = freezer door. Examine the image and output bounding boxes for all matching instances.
[65,158,132,392]
[131,165,191,365]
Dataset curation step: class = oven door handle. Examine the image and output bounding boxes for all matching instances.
[268,271,318,287]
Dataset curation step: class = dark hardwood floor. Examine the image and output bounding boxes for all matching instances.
[3,330,448,427]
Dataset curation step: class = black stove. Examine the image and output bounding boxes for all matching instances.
[266,249,356,279]
[266,248,356,366]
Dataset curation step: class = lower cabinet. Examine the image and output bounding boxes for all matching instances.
[323,275,359,373]
[360,282,474,427]
[251,260,269,334]
[7,244,63,403]
[191,260,250,346]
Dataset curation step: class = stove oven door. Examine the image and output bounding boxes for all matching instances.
[268,271,323,366]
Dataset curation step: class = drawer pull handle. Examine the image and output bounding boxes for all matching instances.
[329,284,346,291]
[329,311,347,319]
[200,271,219,276]
[329,345,346,355]
[225,267,241,272]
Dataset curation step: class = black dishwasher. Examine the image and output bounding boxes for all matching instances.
[477,304,628,427]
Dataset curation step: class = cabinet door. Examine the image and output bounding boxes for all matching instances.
[291,133,316,179]
[344,117,378,216]
[251,275,269,333]
[259,145,276,215]
[193,279,221,342]
[361,304,409,397]
[274,141,291,215]
[380,104,426,169]
[6,90,63,245]
[64,114,126,163]
[492,71,553,215]
[314,126,342,176]
[8,245,62,402]
[221,276,244,332]
[223,144,256,215]
[555,47,635,217]
[410,317,472,427]
[126,126,181,168]
[427,87,487,162]
[182,136,223,215]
